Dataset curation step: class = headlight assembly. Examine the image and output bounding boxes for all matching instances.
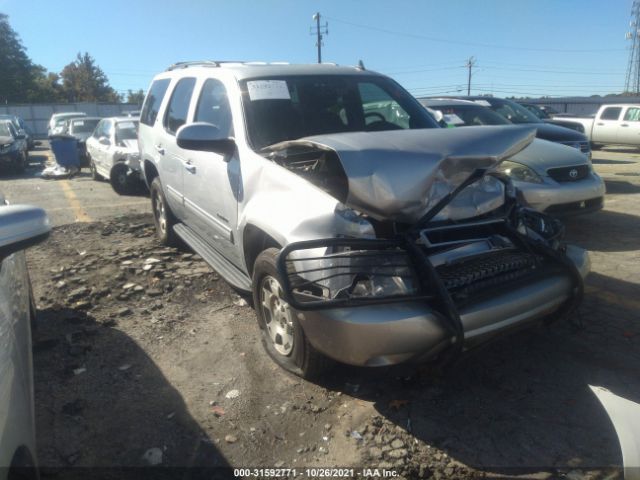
[496,160,543,184]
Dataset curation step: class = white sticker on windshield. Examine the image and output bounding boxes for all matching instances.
[118,121,136,129]
[247,80,291,101]
[75,121,85,126]
[473,100,492,107]
[444,114,465,125]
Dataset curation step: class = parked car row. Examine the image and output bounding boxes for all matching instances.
[419,97,605,216]
[0,120,29,173]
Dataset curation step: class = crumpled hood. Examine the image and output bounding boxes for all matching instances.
[512,138,589,174]
[270,126,536,223]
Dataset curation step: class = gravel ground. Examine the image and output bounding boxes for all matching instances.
[22,146,640,480]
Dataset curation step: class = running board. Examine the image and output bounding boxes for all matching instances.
[173,223,252,291]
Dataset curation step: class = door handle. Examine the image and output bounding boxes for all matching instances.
[621,124,629,127]
[155,144,165,155]
[184,160,196,174]
[596,122,605,126]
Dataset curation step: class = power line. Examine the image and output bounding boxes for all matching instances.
[326,15,626,53]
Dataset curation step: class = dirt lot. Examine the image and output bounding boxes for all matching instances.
[7,145,640,479]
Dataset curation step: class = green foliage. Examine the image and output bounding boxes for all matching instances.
[60,52,121,102]
[0,13,40,102]
[126,89,146,105]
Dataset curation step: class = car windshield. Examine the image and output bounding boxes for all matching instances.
[115,120,139,144]
[71,119,100,133]
[476,99,541,124]
[0,122,12,137]
[431,104,511,127]
[241,75,439,150]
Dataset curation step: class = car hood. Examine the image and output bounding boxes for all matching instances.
[531,122,587,142]
[0,136,13,146]
[266,126,536,223]
[511,138,589,174]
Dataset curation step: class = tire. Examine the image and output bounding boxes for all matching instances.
[110,163,133,195]
[150,176,178,246]
[14,150,27,173]
[590,142,602,150]
[252,248,330,379]
[89,155,102,181]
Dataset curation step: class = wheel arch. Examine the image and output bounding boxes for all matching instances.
[243,224,282,278]
[143,160,159,189]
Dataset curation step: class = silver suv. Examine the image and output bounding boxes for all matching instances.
[139,61,589,378]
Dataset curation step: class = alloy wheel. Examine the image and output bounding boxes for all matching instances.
[260,275,294,356]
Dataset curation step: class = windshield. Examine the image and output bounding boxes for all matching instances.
[432,104,511,127]
[0,122,11,137]
[475,99,541,124]
[241,75,439,150]
[71,119,100,133]
[115,120,139,144]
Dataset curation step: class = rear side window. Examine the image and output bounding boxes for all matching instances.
[600,107,622,121]
[624,107,640,122]
[164,77,196,135]
[140,79,171,126]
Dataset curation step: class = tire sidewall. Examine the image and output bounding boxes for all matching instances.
[150,177,174,245]
[110,164,130,194]
[252,248,308,376]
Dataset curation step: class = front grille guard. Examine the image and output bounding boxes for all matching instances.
[276,218,585,363]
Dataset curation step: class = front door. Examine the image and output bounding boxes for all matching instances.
[592,106,622,144]
[181,78,241,265]
[618,106,640,146]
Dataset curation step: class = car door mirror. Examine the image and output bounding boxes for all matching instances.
[0,205,51,260]
[99,136,111,146]
[176,122,235,157]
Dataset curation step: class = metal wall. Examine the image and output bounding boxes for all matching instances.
[0,103,140,138]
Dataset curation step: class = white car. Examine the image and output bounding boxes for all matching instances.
[47,112,86,137]
[0,197,50,479]
[85,117,143,194]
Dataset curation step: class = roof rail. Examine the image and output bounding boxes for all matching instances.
[165,60,247,71]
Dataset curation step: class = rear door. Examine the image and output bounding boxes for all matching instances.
[156,77,197,220]
[592,106,622,144]
[618,106,640,146]
[181,77,241,264]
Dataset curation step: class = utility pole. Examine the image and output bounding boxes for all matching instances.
[625,1,640,93]
[311,12,328,63]
[466,56,476,96]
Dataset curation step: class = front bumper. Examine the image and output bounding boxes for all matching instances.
[293,245,589,367]
[0,150,19,164]
[515,172,605,216]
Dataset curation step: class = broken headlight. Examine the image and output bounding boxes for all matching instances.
[334,205,375,238]
[496,160,543,184]
[279,240,421,309]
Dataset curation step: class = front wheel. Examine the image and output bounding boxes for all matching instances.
[150,176,178,246]
[252,248,330,379]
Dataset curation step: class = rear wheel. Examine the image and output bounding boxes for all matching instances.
[590,142,602,150]
[252,248,330,379]
[110,163,133,195]
[150,176,178,246]
[14,150,27,173]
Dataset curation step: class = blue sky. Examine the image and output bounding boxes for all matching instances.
[1,0,632,99]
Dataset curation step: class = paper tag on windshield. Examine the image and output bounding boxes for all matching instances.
[75,121,85,126]
[247,80,291,101]
[444,113,465,125]
[118,121,136,129]
[473,100,492,107]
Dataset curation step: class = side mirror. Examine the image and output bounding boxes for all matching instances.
[176,122,235,156]
[0,205,51,260]
[99,136,111,146]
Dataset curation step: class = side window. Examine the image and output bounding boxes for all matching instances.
[600,107,622,121]
[93,120,106,138]
[195,78,234,137]
[358,82,411,129]
[140,78,171,126]
[624,107,640,122]
[164,77,196,135]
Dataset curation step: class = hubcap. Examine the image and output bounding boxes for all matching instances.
[260,275,294,356]
[153,191,167,234]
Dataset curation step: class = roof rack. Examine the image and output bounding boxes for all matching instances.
[165,60,247,71]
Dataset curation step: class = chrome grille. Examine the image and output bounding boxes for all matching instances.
[547,164,590,182]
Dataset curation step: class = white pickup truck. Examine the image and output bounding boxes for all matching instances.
[550,104,640,149]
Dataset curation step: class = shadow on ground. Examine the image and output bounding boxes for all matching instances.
[33,306,228,479]
[602,179,640,194]
[564,208,640,252]
[315,271,639,475]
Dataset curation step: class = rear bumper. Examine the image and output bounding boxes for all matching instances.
[298,245,589,367]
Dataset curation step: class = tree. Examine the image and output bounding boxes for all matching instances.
[0,13,40,103]
[60,52,120,102]
[126,89,145,105]
[27,66,63,102]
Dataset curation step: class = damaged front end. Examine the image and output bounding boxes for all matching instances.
[270,127,587,366]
